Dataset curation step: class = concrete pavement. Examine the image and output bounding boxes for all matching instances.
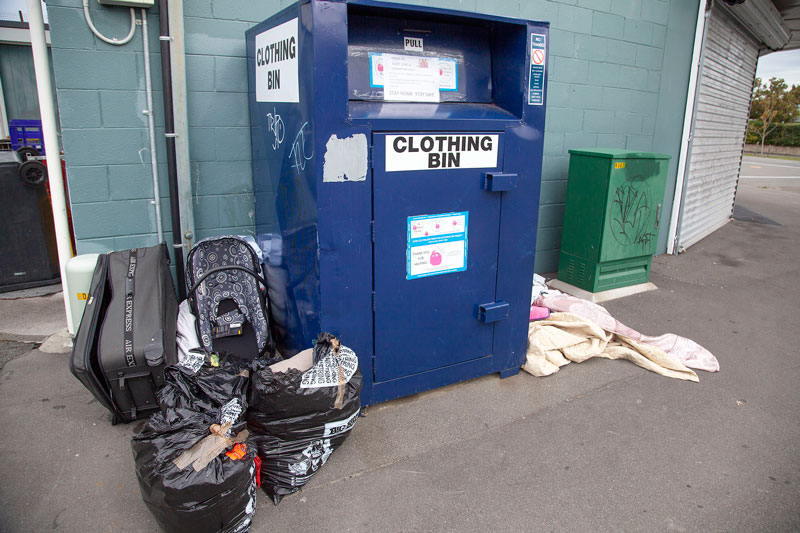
[0,166,798,531]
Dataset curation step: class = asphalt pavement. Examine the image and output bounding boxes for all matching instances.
[0,158,798,532]
[741,154,800,181]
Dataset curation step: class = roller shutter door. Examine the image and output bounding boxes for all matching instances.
[677,3,758,250]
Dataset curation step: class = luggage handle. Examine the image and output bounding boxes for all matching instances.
[118,370,155,390]
[187,266,269,298]
[116,370,158,420]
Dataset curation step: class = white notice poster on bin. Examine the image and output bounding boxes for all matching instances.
[383,54,439,103]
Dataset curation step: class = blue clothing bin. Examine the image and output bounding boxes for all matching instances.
[247,0,549,405]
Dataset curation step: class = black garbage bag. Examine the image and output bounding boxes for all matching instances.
[158,351,253,416]
[131,407,259,533]
[247,333,362,504]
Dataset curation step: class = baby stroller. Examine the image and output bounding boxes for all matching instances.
[186,236,275,361]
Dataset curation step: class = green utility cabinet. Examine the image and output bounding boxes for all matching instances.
[557,148,671,293]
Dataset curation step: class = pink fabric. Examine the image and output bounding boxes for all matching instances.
[533,291,719,373]
[529,305,550,321]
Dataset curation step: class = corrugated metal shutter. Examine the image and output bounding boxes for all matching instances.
[677,3,758,250]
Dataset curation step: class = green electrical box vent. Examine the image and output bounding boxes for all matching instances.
[562,255,591,288]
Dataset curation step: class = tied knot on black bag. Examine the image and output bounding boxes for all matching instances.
[313,333,346,410]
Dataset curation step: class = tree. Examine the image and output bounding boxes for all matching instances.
[791,85,800,121]
[748,77,800,154]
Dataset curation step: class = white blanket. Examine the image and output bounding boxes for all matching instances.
[524,312,699,382]
[534,288,719,373]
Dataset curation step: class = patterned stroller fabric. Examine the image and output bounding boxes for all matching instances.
[187,236,273,359]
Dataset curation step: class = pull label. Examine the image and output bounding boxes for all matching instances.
[404,36,424,51]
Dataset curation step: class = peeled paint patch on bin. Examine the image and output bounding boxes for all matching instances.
[323,133,368,182]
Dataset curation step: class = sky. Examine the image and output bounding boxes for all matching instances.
[756,48,800,88]
[0,0,48,23]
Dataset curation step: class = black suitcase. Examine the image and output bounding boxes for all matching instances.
[70,244,178,424]
[69,253,120,419]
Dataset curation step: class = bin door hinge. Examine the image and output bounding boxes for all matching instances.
[370,220,375,243]
[371,291,376,312]
[369,145,374,169]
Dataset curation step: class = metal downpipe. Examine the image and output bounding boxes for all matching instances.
[141,8,164,243]
[157,0,187,299]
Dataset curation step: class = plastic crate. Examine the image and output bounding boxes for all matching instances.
[9,119,45,154]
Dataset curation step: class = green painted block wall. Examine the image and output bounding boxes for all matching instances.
[46,0,696,275]
[428,0,695,273]
[45,0,291,256]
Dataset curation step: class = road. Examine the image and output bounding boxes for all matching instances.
[740,154,800,190]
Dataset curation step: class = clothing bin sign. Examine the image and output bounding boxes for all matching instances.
[255,18,299,102]
[386,134,498,172]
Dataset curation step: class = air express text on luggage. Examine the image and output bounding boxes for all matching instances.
[246,0,549,405]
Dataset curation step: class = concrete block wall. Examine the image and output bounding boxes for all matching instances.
[47,0,692,275]
[45,0,290,256]
[535,0,672,271]
[386,2,681,273]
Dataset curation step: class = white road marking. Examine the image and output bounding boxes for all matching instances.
[743,161,800,169]
[740,175,800,179]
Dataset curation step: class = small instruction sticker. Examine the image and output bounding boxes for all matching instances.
[407,212,468,280]
[529,33,546,105]
[438,58,457,91]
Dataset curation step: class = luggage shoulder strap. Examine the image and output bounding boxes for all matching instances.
[124,249,138,367]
